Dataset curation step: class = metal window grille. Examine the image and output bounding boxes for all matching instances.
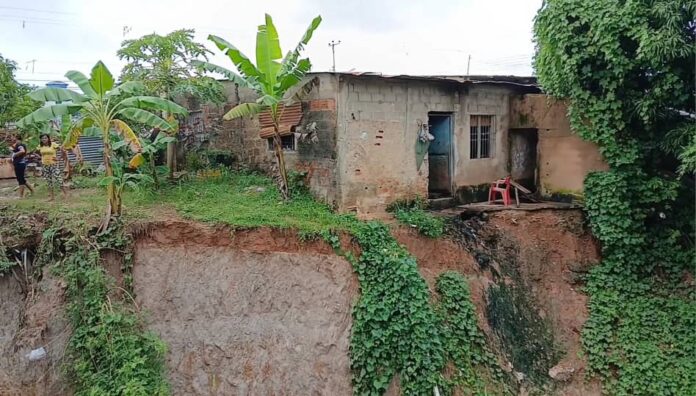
[470,116,479,159]
[267,135,296,151]
[470,115,494,159]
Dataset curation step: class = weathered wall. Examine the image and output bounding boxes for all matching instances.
[336,76,459,216]
[454,85,513,188]
[335,76,518,216]
[510,95,607,195]
[208,76,341,206]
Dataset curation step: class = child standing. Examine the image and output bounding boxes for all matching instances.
[38,134,68,201]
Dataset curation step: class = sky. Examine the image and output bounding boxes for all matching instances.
[1,0,543,88]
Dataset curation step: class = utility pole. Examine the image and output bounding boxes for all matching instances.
[26,59,36,73]
[329,40,341,72]
[466,55,471,76]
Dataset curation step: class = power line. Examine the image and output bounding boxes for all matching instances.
[0,6,77,15]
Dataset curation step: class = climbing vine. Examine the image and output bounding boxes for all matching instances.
[348,222,445,394]
[436,271,508,395]
[50,223,169,396]
[534,1,695,395]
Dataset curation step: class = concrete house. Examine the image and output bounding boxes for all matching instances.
[205,72,606,217]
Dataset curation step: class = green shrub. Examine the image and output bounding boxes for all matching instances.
[393,207,444,238]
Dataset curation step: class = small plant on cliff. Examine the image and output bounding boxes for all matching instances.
[342,222,445,394]
[197,14,322,199]
[388,198,444,238]
[29,221,169,396]
[436,271,508,394]
[17,61,188,231]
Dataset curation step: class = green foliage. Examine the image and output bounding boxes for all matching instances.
[185,149,235,171]
[349,221,445,395]
[0,54,41,127]
[534,1,695,394]
[436,272,508,395]
[200,13,322,198]
[393,207,444,238]
[42,223,169,396]
[387,198,444,238]
[118,29,224,104]
[0,241,14,275]
[130,171,358,233]
[16,60,187,223]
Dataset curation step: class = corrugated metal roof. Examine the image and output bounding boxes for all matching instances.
[330,72,539,88]
[258,103,303,138]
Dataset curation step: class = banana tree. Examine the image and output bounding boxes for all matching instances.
[196,14,321,199]
[17,61,187,230]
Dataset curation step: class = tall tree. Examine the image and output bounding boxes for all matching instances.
[118,29,225,177]
[17,61,187,231]
[0,54,40,127]
[197,14,322,199]
[535,1,695,394]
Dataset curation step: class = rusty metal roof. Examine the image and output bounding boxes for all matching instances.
[311,72,540,89]
[258,103,303,138]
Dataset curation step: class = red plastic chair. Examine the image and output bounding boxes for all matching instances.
[488,176,511,205]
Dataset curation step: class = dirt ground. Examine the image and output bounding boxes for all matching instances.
[485,209,602,395]
[0,207,603,395]
[133,222,358,396]
[0,268,70,396]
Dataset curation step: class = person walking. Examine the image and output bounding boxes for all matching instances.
[37,134,68,201]
[8,135,34,198]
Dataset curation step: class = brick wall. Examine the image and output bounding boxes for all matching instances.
[204,75,342,206]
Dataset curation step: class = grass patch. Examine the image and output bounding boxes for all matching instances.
[387,197,444,238]
[129,171,359,233]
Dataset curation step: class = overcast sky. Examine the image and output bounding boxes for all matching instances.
[1,0,542,87]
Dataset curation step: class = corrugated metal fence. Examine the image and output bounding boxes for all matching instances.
[60,136,103,167]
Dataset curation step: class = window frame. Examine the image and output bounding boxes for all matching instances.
[267,134,296,152]
[469,114,495,159]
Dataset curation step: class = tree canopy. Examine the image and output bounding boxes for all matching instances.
[0,54,40,128]
[117,29,224,104]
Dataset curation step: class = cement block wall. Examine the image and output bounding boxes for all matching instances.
[335,76,518,216]
[336,76,461,216]
[510,94,608,195]
[454,85,512,187]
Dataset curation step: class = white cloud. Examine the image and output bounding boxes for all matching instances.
[1,0,542,86]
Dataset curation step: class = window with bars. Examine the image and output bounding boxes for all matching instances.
[267,135,296,151]
[470,115,494,159]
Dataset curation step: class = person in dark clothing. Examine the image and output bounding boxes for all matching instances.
[7,135,35,198]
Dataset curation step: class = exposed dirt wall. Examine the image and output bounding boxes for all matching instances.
[133,222,357,395]
[0,269,69,396]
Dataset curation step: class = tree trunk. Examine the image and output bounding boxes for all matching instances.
[98,123,120,233]
[63,151,72,181]
[166,139,176,179]
[272,130,289,200]
[151,155,159,189]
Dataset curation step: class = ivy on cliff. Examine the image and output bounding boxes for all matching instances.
[346,222,445,395]
[534,1,695,395]
[49,223,169,396]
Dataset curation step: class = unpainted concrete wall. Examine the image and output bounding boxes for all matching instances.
[510,95,608,195]
[336,76,461,217]
[335,77,518,216]
[455,86,512,188]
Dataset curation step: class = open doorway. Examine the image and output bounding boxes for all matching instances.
[508,128,538,191]
[428,113,453,198]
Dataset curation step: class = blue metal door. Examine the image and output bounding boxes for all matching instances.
[428,114,452,195]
